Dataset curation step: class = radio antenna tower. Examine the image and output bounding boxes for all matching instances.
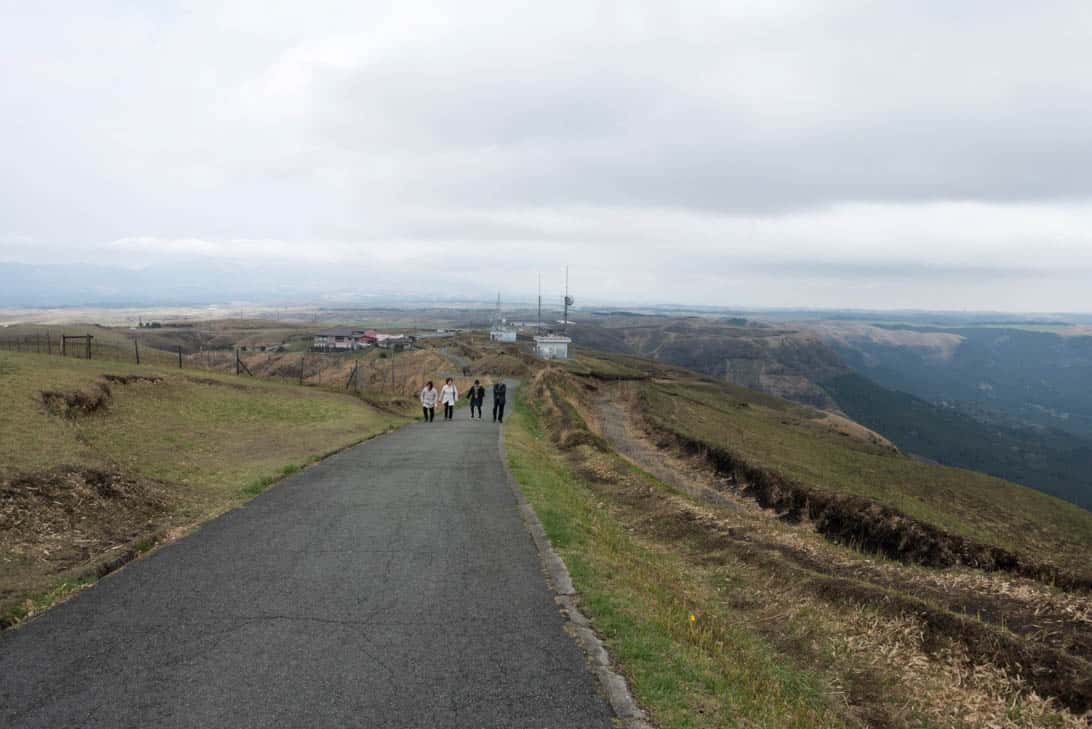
[492,292,502,330]
[537,273,542,333]
[562,266,574,334]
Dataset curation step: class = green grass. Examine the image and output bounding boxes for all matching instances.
[505,389,851,728]
[0,352,406,504]
[641,379,1092,577]
[1,576,97,628]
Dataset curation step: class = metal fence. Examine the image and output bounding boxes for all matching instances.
[0,333,181,367]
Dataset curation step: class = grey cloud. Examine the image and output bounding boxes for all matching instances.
[3,1,1092,311]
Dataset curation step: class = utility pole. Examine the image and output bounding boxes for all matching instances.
[537,273,542,334]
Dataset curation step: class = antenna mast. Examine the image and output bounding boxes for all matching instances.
[537,274,542,334]
[492,292,502,330]
[562,266,573,335]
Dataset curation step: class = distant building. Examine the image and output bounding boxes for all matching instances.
[534,335,571,360]
[490,328,517,343]
[375,333,406,349]
[311,327,410,351]
[312,328,369,351]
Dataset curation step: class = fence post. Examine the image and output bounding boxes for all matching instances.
[61,336,66,357]
[178,345,183,369]
[86,335,92,360]
[299,353,304,385]
[134,339,140,365]
[47,331,52,355]
[36,333,40,353]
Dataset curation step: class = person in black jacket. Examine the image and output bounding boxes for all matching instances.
[492,382,507,423]
[467,379,486,419]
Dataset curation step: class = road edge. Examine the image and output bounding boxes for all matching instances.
[1,416,411,632]
[497,416,655,729]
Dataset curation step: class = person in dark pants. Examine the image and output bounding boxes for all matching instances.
[440,377,458,420]
[492,381,507,423]
[420,380,437,422]
[467,379,486,419]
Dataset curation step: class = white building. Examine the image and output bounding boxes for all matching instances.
[534,335,571,360]
[490,328,517,343]
[312,328,365,351]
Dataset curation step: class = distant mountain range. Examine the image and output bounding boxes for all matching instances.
[0,262,496,308]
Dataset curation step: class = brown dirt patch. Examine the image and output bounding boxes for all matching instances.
[0,467,174,614]
[101,373,163,385]
[39,374,165,418]
[184,375,252,389]
[40,382,112,418]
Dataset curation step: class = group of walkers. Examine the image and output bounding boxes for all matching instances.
[420,378,507,423]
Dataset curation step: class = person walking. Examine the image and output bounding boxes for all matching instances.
[467,379,486,419]
[440,377,459,420]
[420,381,438,422]
[492,381,507,423]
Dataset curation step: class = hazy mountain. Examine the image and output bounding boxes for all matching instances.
[0,262,491,308]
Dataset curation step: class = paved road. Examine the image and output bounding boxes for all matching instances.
[0,406,614,728]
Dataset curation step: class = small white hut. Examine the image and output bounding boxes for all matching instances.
[533,335,571,360]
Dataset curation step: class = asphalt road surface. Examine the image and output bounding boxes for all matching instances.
[0,406,614,728]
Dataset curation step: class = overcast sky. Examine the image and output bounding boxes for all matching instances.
[2,1,1092,311]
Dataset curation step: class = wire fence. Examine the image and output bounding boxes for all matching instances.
[0,332,475,399]
[0,333,180,367]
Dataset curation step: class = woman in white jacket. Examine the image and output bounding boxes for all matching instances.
[420,381,438,422]
[440,377,459,421]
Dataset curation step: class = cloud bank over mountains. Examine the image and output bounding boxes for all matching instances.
[2,1,1092,310]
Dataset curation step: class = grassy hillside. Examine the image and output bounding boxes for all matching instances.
[510,364,1092,727]
[0,350,411,623]
[823,372,1092,509]
[641,378,1092,582]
